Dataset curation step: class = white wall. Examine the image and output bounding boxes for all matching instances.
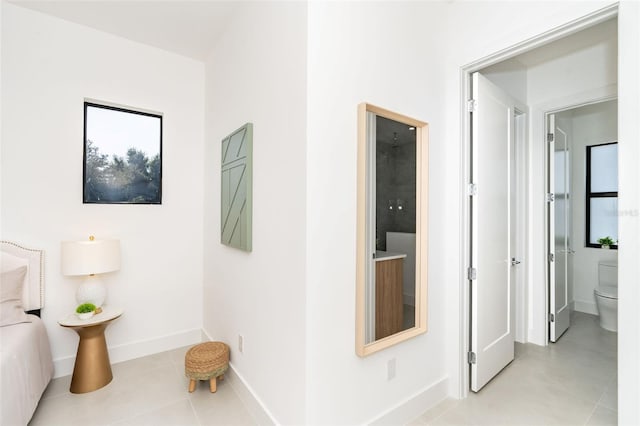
[305,1,626,423]
[1,4,205,376]
[306,2,451,423]
[617,1,640,423]
[568,101,618,315]
[202,3,307,424]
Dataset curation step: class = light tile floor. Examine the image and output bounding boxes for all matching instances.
[410,311,617,426]
[30,312,616,426]
[29,345,258,426]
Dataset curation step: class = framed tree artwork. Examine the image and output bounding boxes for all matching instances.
[83,101,163,204]
[221,123,253,251]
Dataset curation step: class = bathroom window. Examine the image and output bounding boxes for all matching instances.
[586,142,618,248]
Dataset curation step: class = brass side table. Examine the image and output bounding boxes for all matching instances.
[59,306,123,394]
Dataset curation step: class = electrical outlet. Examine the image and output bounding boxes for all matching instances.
[387,358,396,381]
[238,335,244,353]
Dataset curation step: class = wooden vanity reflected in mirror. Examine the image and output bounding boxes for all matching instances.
[356,103,428,357]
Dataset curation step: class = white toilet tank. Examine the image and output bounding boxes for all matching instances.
[598,260,618,287]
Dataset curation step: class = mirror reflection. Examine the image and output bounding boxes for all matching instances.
[373,116,417,341]
[356,103,428,356]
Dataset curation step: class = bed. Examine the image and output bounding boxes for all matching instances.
[1,241,53,426]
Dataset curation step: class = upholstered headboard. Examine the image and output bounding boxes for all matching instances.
[0,241,45,312]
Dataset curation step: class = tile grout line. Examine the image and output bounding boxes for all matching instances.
[595,375,618,412]
[106,397,192,425]
[582,403,599,426]
[187,397,203,426]
[425,400,460,426]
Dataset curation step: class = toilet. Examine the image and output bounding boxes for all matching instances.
[594,260,618,332]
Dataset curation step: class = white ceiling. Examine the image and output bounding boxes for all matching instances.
[8,1,241,61]
[514,17,617,67]
[11,2,617,66]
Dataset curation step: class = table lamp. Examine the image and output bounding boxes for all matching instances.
[61,236,120,307]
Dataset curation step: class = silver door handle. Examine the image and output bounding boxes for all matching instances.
[511,258,521,266]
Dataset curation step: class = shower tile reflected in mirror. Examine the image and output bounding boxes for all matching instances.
[375,116,417,252]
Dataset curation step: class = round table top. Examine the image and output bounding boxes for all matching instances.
[58,306,123,327]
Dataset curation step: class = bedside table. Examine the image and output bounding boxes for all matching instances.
[59,306,123,393]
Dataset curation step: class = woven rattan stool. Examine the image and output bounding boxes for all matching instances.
[185,341,230,393]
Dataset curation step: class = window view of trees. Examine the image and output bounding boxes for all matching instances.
[83,102,162,204]
[85,140,161,203]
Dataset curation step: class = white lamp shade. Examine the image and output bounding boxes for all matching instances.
[61,239,120,276]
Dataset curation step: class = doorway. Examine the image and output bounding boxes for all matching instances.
[461,8,618,394]
[547,100,619,343]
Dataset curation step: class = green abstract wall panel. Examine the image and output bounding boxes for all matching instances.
[221,123,252,251]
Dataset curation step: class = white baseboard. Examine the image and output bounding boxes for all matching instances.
[52,328,202,378]
[226,363,278,425]
[574,300,598,316]
[368,377,449,425]
[201,328,277,425]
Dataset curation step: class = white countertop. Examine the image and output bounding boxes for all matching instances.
[375,250,407,262]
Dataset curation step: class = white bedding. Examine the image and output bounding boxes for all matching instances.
[1,314,53,426]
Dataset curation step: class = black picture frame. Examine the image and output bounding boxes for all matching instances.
[585,141,618,249]
[83,102,163,204]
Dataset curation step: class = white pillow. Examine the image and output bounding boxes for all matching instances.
[0,253,30,327]
[1,251,28,273]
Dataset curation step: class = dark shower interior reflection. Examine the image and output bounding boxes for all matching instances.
[376,116,417,251]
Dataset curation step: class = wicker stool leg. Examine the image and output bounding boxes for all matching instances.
[189,379,197,393]
[209,377,217,393]
[219,373,225,381]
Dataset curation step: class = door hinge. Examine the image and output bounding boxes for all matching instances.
[550,313,555,322]
[467,99,477,112]
[468,267,477,280]
[548,253,555,262]
[468,351,477,364]
[546,193,555,202]
[547,133,555,143]
[468,183,477,196]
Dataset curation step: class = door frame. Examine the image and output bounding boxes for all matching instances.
[543,95,618,343]
[458,4,619,398]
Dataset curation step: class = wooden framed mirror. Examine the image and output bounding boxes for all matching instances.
[356,103,428,357]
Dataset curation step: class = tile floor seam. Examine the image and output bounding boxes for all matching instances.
[581,401,599,426]
[101,395,188,425]
[595,375,618,413]
[591,376,612,411]
[186,397,203,426]
[425,400,458,426]
[226,375,262,425]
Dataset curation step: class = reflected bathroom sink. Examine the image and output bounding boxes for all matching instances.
[374,250,407,261]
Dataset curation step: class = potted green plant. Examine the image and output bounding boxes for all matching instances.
[76,303,97,320]
[597,236,615,249]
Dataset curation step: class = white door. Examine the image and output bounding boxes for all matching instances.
[470,72,516,392]
[548,114,571,342]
